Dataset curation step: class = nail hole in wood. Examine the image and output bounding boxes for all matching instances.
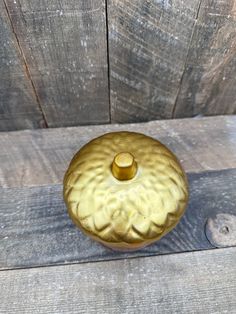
[220,225,229,235]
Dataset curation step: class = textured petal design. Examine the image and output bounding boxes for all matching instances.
[64,132,189,250]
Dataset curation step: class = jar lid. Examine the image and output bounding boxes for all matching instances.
[63,131,188,250]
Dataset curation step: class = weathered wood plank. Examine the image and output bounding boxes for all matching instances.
[173,0,236,117]
[0,169,236,269]
[108,0,201,122]
[4,0,110,127]
[0,247,236,313]
[0,1,46,131]
[0,116,235,188]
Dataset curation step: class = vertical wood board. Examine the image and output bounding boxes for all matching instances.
[5,0,110,127]
[108,0,201,122]
[0,1,45,131]
[173,0,236,117]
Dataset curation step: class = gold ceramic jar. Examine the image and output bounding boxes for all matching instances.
[63,131,189,250]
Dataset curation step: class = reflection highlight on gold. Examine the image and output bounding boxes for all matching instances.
[63,131,189,250]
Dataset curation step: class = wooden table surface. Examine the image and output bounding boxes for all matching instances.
[0,116,236,313]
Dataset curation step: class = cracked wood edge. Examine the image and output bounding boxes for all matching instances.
[171,0,203,117]
[3,0,110,128]
[173,0,236,117]
[0,1,46,131]
[3,0,48,127]
[108,0,202,122]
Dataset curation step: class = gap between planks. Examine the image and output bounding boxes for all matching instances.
[0,245,231,273]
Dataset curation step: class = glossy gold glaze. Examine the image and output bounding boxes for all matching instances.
[63,131,189,250]
[111,152,137,180]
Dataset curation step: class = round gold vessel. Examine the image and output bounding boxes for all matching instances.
[63,131,189,250]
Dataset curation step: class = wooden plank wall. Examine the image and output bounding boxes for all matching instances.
[0,0,236,131]
[108,0,201,122]
[1,0,109,130]
[173,0,236,117]
[109,0,236,122]
[0,0,46,131]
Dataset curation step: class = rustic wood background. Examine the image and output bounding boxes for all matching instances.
[0,116,236,313]
[1,0,236,131]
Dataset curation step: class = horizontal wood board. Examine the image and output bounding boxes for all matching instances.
[0,247,236,313]
[0,116,235,188]
[0,168,236,270]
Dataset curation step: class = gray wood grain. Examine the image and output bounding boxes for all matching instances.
[173,0,236,117]
[1,168,236,269]
[0,1,46,131]
[108,0,201,122]
[0,116,235,188]
[4,0,110,127]
[0,246,236,314]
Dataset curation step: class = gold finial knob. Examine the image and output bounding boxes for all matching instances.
[111,152,137,180]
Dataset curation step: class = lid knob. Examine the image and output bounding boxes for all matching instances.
[111,152,137,180]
